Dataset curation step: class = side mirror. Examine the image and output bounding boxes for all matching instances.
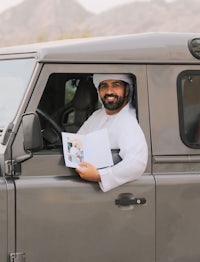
[22,112,43,152]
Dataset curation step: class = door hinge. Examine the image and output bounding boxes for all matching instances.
[5,160,21,176]
[5,160,15,176]
[9,252,26,262]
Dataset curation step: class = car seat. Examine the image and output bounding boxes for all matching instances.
[61,77,99,133]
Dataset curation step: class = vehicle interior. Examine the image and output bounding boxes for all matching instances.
[37,73,99,150]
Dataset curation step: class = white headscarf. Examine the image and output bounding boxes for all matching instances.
[93,74,134,101]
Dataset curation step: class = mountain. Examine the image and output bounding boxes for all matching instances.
[77,0,200,36]
[0,0,199,47]
[0,0,93,46]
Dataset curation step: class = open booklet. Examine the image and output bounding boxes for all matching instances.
[61,129,114,169]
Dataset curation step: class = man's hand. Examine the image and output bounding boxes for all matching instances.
[76,162,101,182]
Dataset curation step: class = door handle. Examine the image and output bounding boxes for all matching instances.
[115,193,146,206]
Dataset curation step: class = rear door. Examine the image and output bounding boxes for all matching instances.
[148,64,200,262]
[12,63,155,262]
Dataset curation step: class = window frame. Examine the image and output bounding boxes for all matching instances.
[18,63,150,177]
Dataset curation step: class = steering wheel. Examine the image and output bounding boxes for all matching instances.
[36,109,63,145]
[37,108,63,133]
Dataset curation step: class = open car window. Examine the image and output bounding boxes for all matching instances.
[37,73,137,151]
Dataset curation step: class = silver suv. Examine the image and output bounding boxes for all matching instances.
[0,32,200,262]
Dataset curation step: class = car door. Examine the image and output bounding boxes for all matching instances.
[148,64,200,262]
[12,63,155,262]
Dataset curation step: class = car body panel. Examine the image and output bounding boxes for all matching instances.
[15,175,155,262]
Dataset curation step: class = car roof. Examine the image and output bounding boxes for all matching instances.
[0,32,200,64]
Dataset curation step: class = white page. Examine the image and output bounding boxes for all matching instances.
[84,129,113,168]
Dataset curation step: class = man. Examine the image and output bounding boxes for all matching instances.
[76,74,148,192]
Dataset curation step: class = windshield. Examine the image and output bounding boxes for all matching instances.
[0,58,35,127]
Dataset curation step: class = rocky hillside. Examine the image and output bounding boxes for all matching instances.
[0,0,199,47]
[0,0,93,46]
[77,0,200,36]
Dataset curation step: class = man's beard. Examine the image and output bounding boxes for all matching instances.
[101,94,126,111]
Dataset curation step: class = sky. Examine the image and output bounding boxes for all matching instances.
[76,0,147,13]
[0,0,22,13]
[0,0,176,14]
[0,0,150,14]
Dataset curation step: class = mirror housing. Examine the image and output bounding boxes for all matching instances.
[22,112,43,152]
